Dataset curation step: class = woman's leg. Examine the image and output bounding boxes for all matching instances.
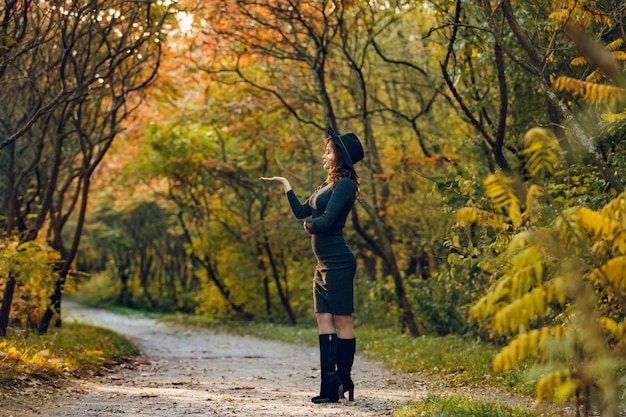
[316,312,335,334]
[333,314,356,401]
[333,314,354,339]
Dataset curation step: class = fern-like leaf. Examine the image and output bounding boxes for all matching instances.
[590,255,626,291]
[553,76,585,95]
[585,69,603,83]
[522,185,544,222]
[536,370,578,405]
[578,207,622,241]
[493,326,566,373]
[552,76,626,105]
[470,275,513,323]
[606,38,624,51]
[570,56,589,66]
[613,51,626,61]
[493,280,549,334]
[521,128,561,177]
[600,191,626,226]
[455,207,511,230]
[601,110,626,122]
[484,174,522,227]
[599,317,624,339]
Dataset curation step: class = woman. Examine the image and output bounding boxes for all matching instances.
[259,127,364,404]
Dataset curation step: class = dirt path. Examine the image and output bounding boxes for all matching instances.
[1,302,534,417]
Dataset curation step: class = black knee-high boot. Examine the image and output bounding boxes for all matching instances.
[337,337,356,401]
[311,334,343,404]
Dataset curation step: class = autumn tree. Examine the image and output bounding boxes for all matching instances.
[0,0,179,335]
[185,0,464,336]
[463,145,626,416]
[130,115,313,322]
[446,1,626,412]
[442,0,624,193]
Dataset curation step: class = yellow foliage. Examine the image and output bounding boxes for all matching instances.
[600,317,624,339]
[522,185,544,223]
[548,9,571,23]
[585,69,603,83]
[590,256,626,291]
[601,110,626,122]
[570,56,588,66]
[548,1,612,28]
[471,237,551,332]
[613,51,626,61]
[470,275,512,323]
[599,191,626,226]
[471,192,626,408]
[553,76,626,106]
[493,326,565,372]
[521,128,561,177]
[0,237,59,328]
[484,174,522,227]
[606,38,624,51]
[492,280,551,334]
[577,204,626,253]
[455,207,510,230]
[536,370,578,405]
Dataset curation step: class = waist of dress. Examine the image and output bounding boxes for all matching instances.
[311,234,353,257]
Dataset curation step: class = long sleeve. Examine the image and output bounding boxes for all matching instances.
[304,178,356,234]
[286,189,312,219]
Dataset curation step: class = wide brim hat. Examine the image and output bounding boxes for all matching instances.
[327,126,364,172]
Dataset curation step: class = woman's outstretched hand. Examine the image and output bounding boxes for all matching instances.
[259,176,292,193]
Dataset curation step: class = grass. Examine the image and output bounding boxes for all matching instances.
[394,395,537,417]
[0,323,138,385]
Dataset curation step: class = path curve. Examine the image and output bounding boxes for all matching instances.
[3,301,534,417]
[5,302,428,416]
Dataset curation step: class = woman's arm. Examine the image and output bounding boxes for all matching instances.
[286,190,312,219]
[259,176,311,219]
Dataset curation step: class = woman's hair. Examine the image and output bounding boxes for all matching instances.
[324,139,360,199]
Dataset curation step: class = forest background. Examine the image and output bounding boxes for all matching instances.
[1,0,625,414]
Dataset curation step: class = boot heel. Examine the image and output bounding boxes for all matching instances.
[337,338,356,402]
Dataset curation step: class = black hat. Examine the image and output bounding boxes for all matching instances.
[327,127,364,171]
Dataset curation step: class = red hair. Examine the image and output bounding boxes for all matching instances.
[324,139,360,199]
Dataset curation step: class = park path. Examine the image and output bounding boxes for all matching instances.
[2,301,534,417]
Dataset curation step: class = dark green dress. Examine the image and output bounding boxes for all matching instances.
[286,177,357,315]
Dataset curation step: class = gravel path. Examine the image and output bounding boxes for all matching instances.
[1,301,534,417]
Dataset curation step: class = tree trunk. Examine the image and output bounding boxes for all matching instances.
[353,202,420,336]
[0,275,16,336]
[262,236,297,325]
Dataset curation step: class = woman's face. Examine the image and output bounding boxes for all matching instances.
[322,141,335,170]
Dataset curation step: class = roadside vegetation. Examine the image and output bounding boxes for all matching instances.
[0,323,138,386]
[394,395,537,417]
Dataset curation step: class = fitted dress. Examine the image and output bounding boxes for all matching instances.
[286,177,357,315]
